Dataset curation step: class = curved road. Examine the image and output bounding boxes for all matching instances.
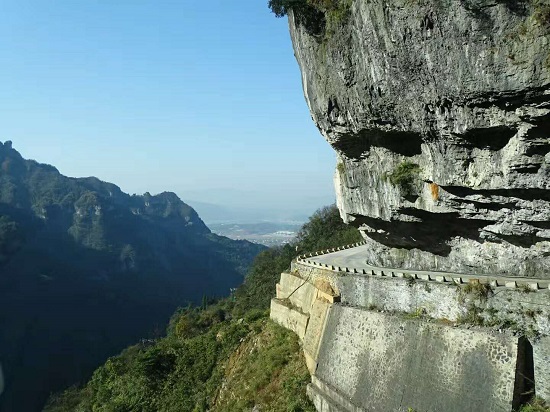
[302,245,550,289]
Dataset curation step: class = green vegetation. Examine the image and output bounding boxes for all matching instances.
[518,397,550,412]
[455,282,541,338]
[46,314,314,412]
[295,204,362,253]
[404,307,426,319]
[0,216,23,265]
[456,306,486,326]
[211,320,315,412]
[232,205,360,316]
[507,0,550,42]
[534,2,550,30]
[456,281,493,325]
[519,283,535,293]
[386,161,421,196]
[458,281,493,304]
[0,142,265,412]
[45,204,360,412]
[404,273,416,287]
[268,0,352,38]
[232,245,296,316]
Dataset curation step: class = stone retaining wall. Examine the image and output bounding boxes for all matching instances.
[271,252,550,411]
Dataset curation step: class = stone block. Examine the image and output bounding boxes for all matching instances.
[303,299,332,367]
[270,299,309,341]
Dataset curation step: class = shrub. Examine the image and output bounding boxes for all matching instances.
[458,281,492,303]
[534,3,550,30]
[268,0,326,36]
[518,397,550,412]
[387,161,421,196]
[268,0,352,38]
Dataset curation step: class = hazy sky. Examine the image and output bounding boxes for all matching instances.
[0,0,336,214]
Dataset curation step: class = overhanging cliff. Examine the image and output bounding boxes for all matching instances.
[289,0,550,277]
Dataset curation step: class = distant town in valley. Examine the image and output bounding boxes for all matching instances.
[209,222,302,246]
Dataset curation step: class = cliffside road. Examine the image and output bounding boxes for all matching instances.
[304,245,550,289]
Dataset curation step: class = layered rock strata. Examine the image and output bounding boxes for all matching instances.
[290,0,550,276]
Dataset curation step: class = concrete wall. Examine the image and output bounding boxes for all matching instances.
[270,299,309,340]
[534,337,550,403]
[271,265,550,412]
[315,306,518,412]
[291,260,550,338]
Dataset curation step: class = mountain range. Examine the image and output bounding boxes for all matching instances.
[0,141,265,412]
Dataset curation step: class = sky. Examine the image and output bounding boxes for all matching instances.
[0,0,336,217]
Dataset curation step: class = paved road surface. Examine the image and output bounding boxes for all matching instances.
[304,245,550,287]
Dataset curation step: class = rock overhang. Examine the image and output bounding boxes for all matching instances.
[289,0,550,276]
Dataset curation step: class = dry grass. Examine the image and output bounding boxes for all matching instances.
[213,320,315,412]
[430,183,439,201]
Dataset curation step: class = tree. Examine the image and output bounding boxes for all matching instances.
[0,216,23,266]
[268,0,304,17]
[268,0,326,36]
[296,204,361,253]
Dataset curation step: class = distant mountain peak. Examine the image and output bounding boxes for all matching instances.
[0,141,265,411]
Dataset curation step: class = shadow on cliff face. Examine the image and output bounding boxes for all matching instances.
[524,113,550,158]
[289,5,325,37]
[332,129,424,159]
[350,209,492,256]
[442,186,550,202]
[453,125,517,151]
[459,0,529,21]
[492,0,529,15]
[513,338,536,409]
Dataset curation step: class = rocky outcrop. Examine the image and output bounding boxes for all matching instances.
[289,0,550,276]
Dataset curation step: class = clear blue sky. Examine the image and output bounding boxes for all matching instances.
[0,0,336,214]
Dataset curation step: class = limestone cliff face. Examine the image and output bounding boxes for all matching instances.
[290,0,550,276]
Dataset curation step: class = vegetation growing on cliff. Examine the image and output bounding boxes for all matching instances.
[386,161,421,196]
[45,205,360,412]
[268,0,351,37]
[519,397,550,412]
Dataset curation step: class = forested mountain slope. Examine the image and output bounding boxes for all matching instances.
[0,141,264,412]
[45,205,362,412]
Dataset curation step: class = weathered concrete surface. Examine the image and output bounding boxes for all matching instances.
[277,271,318,313]
[290,0,550,277]
[303,299,332,374]
[270,298,309,340]
[316,306,519,412]
[308,376,366,412]
[271,265,550,410]
[534,336,550,402]
[292,258,550,336]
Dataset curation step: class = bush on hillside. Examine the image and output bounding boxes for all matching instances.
[296,204,361,253]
